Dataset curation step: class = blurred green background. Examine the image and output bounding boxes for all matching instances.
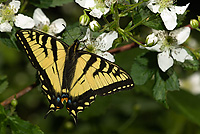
[1,1,200,134]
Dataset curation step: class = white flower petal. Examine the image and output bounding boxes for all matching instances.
[173,3,190,14]
[14,14,35,29]
[96,51,115,62]
[80,28,92,43]
[96,31,118,51]
[147,0,160,13]
[160,8,177,30]
[170,27,191,45]
[33,8,50,27]
[75,0,95,9]
[0,20,12,32]
[9,0,20,13]
[142,43,162,52]
[49,18,66,34]
[158,50,174,72]
[89,8,104,19]
[171,48,193,62]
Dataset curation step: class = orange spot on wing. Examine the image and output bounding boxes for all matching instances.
[61,98,68,103]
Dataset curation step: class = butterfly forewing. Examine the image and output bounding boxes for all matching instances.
[16,29,68,112]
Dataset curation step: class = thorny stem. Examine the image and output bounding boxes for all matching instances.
[1,83,38,106]
[19,0,28,13]
[119,1,144,17]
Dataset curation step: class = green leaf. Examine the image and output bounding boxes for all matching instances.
[30,0,73,8]
[132,5,165,30]
[62,23,85,45]
[9,116,44,134]
[0,75,8,94]
[0,32,18,49]
[153,70,179,105]
[0,105,44,134]
[131,51,157,85]
[168,90,200,126]
[153,70,167,105]
[165,70,180,91]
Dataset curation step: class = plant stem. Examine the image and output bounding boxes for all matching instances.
[19,0,28,13]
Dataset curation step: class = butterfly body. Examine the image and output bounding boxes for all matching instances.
[16,29,134,122]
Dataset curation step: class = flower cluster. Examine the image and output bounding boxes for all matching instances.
[0,0,66,36]
[142,27,193,72]
[0,0,34,32]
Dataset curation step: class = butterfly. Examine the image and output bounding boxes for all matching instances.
[15,29,134,123]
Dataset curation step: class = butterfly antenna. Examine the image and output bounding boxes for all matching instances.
[44,109,53,119]
[62,24,75,41]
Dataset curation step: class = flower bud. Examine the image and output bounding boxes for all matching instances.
[145,33,158,47]
[89,20,101,32]
[190,19,199,29]
[11,99,18,107]
[79,13,90,26]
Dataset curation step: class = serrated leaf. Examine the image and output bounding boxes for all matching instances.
[131,51,157,85]
[30,0,73,8]
[153,70,179,106]
[166,70,179,91]
[153,70,167,104]
[168,90,200,126]
[0,105,44,134]
[9,116,44,134]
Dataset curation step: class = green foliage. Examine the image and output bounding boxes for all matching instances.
[153,70,179,105]
[132,5,165,30]
[0,75,8,94]
[0,31,18,49]
[0,105,44,134]
[30,0,73,8]
[61,23,86,45]
[131,51,180,105]
[131,51,157,85]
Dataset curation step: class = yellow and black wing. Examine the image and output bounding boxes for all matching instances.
[16,29,68,113]
[16,29,134,123]
[64,40,134,122]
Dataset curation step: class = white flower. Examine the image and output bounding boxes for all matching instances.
[141,27,193,72]
[147,0,189,30]
[75,0,116,19]
[180,72,200,95]
[80,28,118,62]
[0,0,35,32]
[33,8,66,36]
